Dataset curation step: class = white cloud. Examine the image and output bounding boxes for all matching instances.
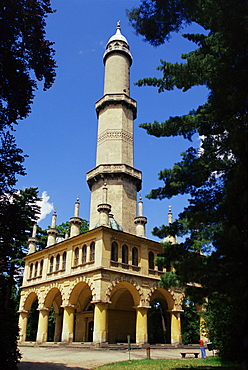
[37,191,54,222]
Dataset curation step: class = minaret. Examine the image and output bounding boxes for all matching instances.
[46,210,58,247]
[167,206,176,244]
[87,22,142,234]
[134,195,147,238]
[70,198,82,237]
[28,223,38,254]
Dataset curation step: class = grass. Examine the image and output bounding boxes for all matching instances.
[95,357,241,370]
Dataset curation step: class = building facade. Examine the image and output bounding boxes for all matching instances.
[18,23,184,346]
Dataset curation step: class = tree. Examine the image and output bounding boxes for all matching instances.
[0,188,40,368]
[0,0,56,129]
[127,0,247,363]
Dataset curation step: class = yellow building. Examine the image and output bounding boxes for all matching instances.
[18,23,184,346]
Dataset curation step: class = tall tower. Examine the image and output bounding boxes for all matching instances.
[87,22,142,234]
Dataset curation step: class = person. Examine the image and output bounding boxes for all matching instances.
[199,339,206,358]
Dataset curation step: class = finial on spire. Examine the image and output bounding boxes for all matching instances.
[116,20,121,30]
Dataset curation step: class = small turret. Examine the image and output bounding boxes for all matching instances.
[134,195,147,238]
[97,183,111,227]
[70,197,82,237]
[46,210,58,247]
[28,223,38,254]
[167,206,176,244]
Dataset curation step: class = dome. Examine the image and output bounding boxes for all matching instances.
[106,21,129,47]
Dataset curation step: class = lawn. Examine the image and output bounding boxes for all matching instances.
[95,357,241,370]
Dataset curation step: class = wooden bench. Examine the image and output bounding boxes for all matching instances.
[181,352,199,358]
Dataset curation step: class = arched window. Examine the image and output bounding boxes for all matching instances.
[62,251,67,270]
[132,247,138,266]
[74,247,79,266]
[34,261,38,277]
[29,263,33,279]
[39,259,44,276]
[90,242,95,262]
[82,245,87,264]
[56,254,60,271]
[122,244,128,264]
[49,256,54,273]
[149,251,154,270]
[111,242,118,262]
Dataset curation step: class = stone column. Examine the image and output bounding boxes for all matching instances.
[136,307,149,345]
[36,308,50,343]
[54,314,63,342]
[93,302,108,344]
[169,309,182,344]
[18,310,29,342]
[61,306,75,343]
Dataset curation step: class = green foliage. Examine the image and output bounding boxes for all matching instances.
[96,357,241,370]
[127,0,247,363]
[26,299,39,341]
[181,300,200,344]
[0,0,56,128]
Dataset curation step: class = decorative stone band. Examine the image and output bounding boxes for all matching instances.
[98,129,133,144]
[47,228,58,236]
[95,94,137,119]
[134,216,147,225]
[86,164,142,191]
[69,216,82,226]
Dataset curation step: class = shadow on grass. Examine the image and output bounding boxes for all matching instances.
[17,362,90,370]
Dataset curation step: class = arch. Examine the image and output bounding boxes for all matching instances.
[69,281,92,307]
[108,281,139,344]
[147,287,174,344]
[23,291,38,311]
[44,287,62,313]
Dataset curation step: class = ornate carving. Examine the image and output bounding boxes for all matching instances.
[98,129,133,144]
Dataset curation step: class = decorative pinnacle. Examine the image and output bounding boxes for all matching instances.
[116,20,121,30]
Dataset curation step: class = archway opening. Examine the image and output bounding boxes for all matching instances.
[148,299,170,344]
[108,284,137,344]
[26,299,39,341]
[70,282,93,342]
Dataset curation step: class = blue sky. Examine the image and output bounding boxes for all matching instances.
[15,0,208,240]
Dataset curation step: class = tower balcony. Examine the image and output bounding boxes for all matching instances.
[86,164,142,192]
[95,94,137,119]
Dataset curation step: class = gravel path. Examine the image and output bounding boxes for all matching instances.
[17,346,203,369]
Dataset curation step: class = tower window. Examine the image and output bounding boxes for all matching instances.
[82,245,87,264]
[39,259,44,276]
[49,256,54,273]
[132,247,138,266]
[74,247,79,266]
[62,252,67,270]
[29,263,33,279]
[56,254,60,271]
[111,242,118,262]
[122,244,128,264]
[90,242,95,262]
[149,251,154,270]
[34,261,38,277]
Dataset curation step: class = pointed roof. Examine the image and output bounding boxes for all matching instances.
[106,21,129,47]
